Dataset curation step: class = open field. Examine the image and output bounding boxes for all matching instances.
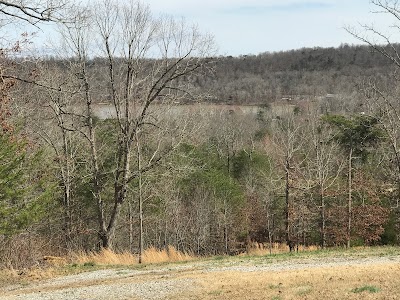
[1,247,400,299]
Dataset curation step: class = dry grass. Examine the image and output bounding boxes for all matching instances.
[71,249,136,266]
[245,242,319,256]
[70,246,193,266]
[0,268,21,284]
[0,267,58,285]
[0,246,194,286]
[43,256,68,266]
[141,246,194,264]
[61,243,315,267]
[177,263,400,300]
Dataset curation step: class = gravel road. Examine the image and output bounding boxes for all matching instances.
[1,254,400,300]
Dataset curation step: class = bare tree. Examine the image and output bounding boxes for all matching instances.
[304,108,343,248]
[0,0,68,26]
[50,0,216,251]
[264,108,304,251]
[346,1,400,68]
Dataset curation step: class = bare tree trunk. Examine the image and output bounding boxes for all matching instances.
[267,216,272,255]
[285,156,292,251]
[136,131,144,263]
[61,129,73,250]
[87,98,111,249]
[128,199,134,253]
[320,187,326,249]
[347,147,353,248]
[138,173,144,263]
[164,218,168,249]
[80,60,109,248]
[223,199,228,254]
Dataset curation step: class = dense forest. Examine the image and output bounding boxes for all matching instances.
[2,0,400,269]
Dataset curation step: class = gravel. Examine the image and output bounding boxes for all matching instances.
[1,278,194,300]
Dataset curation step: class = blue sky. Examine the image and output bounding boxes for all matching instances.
[24,0,399,57]
[144,0,397,56]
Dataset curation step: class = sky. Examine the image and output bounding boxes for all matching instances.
[141,0,397,56]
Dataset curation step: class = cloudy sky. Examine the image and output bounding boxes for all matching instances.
[143,0,396,56]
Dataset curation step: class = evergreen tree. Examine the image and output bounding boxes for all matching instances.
[323,114,384,247]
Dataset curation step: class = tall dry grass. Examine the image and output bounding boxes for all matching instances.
[141,246,193,264]
[68,243,319,267]
[70,246,194,266]
[246,242,319,256]
[71,249,136,266]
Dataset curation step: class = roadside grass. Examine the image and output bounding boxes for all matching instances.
[0,246,194,287]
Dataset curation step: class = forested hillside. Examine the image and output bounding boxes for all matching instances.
[2,0,400,269]
[205,44,397,104]
[23,43,397,105]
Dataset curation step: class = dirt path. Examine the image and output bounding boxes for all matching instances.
[1,254,400,299]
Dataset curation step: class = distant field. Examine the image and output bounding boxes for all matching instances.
[91,103,264,119]
[72,102,299,120]
[1,247,400,299]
